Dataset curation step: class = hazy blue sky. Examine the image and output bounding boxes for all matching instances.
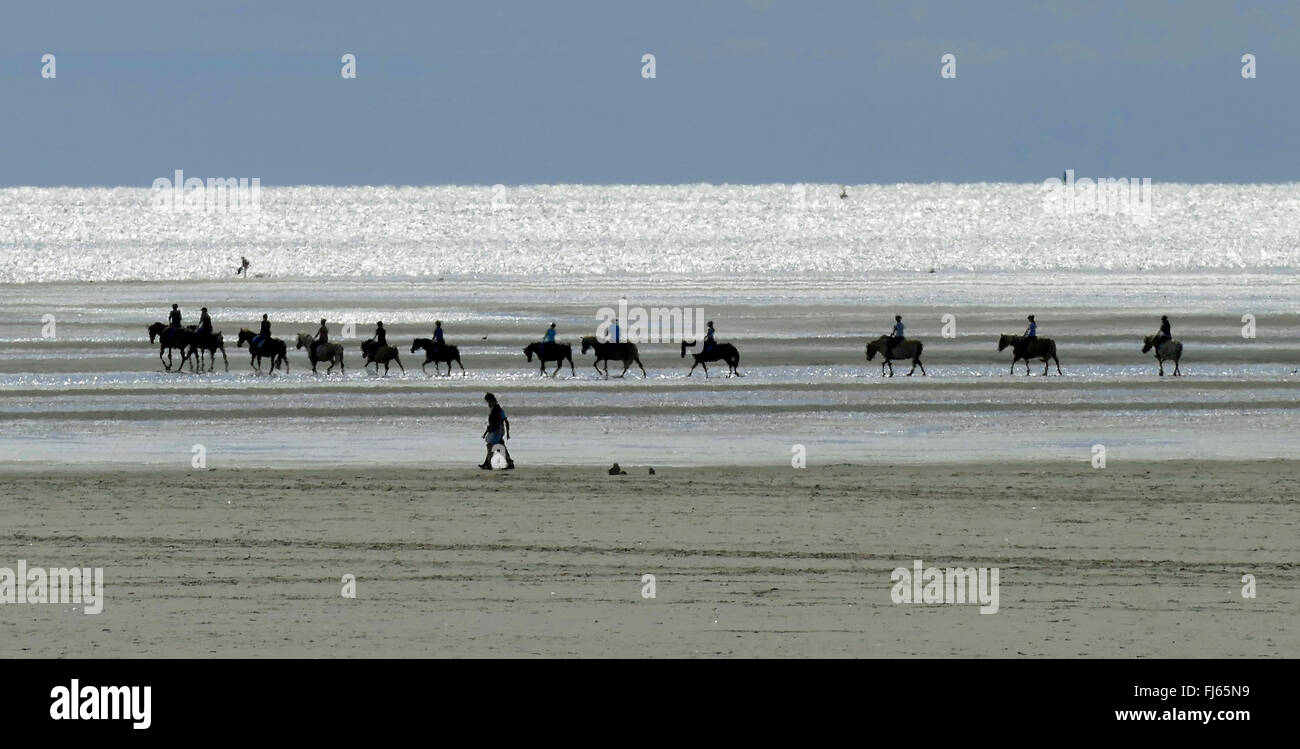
[2,1,1296,185]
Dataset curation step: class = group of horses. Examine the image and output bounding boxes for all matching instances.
[863,333,1184,376]
[147,322,1185,378]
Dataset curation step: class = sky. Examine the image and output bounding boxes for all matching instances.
[1,1,1296,186]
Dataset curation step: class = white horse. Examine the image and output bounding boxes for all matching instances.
[1142,335,1183,376]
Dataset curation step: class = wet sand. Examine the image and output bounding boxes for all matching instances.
[1,460,1295,658]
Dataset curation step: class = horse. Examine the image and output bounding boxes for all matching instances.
[237,329,290,374]
[147,322,194,371]
[865,336,926,376]
[360,338,404,375]
[182,330,229,373]
[681,339,741,377]
[295,333,346,374]
[580,336,647,378]
[998,334,1062,376]
[1142,335,1183,376]
[410,338,465,376]
[523,341,575,377]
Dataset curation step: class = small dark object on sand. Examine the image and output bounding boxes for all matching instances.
[609,462,627,476]
[648,467,655,475]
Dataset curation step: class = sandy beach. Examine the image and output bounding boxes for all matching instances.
[1,460,1294,658]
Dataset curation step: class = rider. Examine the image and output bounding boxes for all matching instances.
[1152,315,1172,349]
[252,314,271,349]
[1014,315,1037,359]
[611,318,621,344]
[313,318,329,356]
[703,321,717,353]
[168,304,183,329]
[886,315,904,357]
[374,321,387,347]
[196,307,213,337]
[541,322,556,356]
[432,320,445,354]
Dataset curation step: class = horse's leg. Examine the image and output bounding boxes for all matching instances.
[617,359,630,378]
[1174,357,1181,376]
[702,361,709,378]
[395,355,404,374]
[457,356,466,375]
[1043,359,1050,376]
[593,359,603,378]
[551,360,561,378]
[917,357,926,376]
[1158,358,1164,376]
[1054,355,1062,375]
[907,358,916,376]
[568,356,575,377]
[637,357,647,378]
[687,360,697,377]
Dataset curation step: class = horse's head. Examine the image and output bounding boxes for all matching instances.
[237,329,252,347]
[680,339,692,358]
[865,340,880,360]
[523,343,535,361]
[581,336,596,354]
[148,322,164,342]
[295,333,310,349]
[997,334,1011,352]
[1141,335,1154,353]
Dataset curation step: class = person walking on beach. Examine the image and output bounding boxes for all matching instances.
[236,256,250,276]
[480,392,515,470]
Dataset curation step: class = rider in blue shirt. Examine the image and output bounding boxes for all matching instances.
[886,315,903,356]
[703,321,716,352]
[542,322,556,355]
[253,314,270,349]
[611,318,621,344]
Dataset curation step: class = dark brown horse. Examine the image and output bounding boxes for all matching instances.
[581,336,646,378]
[998,334,1062,376]
[360,338,404,375]
[681,339,741,377]
[1142,335,1183,376]
[523,341,575,377]
[182,331,229,372]
[237,329,289,373]
[865,336,926,376]
[147,322,194,371]
[411,338,465,376]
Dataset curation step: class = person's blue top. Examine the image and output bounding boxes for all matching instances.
[434,328,444,343]
[543,328,556,343]
[612,324,621,342]
[892,321,904,337]
[1026,321,1037,337]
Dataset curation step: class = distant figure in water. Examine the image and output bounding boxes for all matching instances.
[480,392,514,470]
[236,256,250,276]
[840,186,848,199]
[1151,315,1172,349]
